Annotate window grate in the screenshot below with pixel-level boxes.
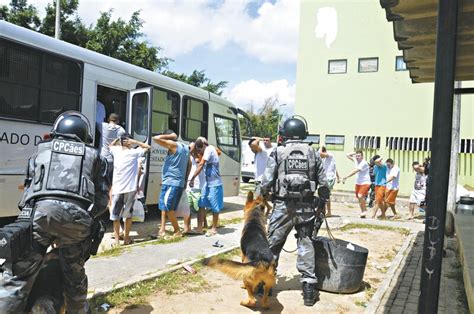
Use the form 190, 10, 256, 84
354, 136, 380, 149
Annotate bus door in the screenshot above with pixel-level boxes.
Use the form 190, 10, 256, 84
236, 109, 254, 183
127, 87, 153, 202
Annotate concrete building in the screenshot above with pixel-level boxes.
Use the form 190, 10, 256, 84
295, 0, 473, 196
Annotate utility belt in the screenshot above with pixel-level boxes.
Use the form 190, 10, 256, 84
273, 195, 315, 204
36, 196, 90, 210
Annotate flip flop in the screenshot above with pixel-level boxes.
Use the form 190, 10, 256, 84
184, 230, 204, 235
212, 241, 224, 248
205, 231, 217, 237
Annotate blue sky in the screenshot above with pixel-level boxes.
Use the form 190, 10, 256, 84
14, 0, 299, 114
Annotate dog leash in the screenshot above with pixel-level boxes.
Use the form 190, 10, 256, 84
282, 214, 337, 254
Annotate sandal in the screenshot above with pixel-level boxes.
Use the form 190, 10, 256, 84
122, 239, 135, 245
205, 230, 217, 237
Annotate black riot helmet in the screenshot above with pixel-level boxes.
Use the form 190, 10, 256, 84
279, 115, 309, 141
51, 111, 92, 143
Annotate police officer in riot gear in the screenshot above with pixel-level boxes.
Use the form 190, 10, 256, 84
257, 115, 328, 306
0, 111, 110, 313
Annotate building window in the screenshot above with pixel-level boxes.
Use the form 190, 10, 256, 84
328, 59, 347, 74
214, 115, 240, 162
460, 139, 473, 153
325, 135, 345, 150
395, 56, 407, 71
354, 136, 381, 149
306, 134, 320, 145
181, 97, 208, 141
358, 57, 378, 73
386, 136, 431, 151
0, 38, 82, 124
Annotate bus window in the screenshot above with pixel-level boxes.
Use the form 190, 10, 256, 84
131, 92, 149, 143
214, 115, 240, 162
151, 88, 179, 135
0, 38, 81, 124
182, 97, 208, 141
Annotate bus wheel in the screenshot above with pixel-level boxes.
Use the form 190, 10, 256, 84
242, 177, 251, 183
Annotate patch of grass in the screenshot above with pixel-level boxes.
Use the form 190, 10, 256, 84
365, 286, 376, 300
355, 300, 368, 307
90, 267, 211, 309
92, 245, 130, 259
219, 217, 243, 226
339, 223, 410, 236
381, 251, 395, 261
215, 248, 240, 260
136, 235, 185, 247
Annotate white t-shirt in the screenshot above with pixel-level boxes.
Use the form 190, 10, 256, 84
188, 157, 205, 191
355, 159, 371, 185
386, 165, 400, 190
110, 146, 145, 195
202, 145, 222, 186
254, 142, 269, 181
322, 154, 337, 180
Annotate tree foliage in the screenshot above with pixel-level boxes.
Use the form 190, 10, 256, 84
39, 0, 89, 46
239, 97, 284, 141
162, 70, 228, 95
0, 0, 40, 30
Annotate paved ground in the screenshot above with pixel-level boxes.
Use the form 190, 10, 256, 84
375, 234, 469, 314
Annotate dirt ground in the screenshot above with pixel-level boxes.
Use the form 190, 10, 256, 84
109, 227, 406, 313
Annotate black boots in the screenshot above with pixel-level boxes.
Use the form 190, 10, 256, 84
303, 282, 318, 306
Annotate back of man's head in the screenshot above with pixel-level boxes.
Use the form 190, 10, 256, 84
195, 137, 208, 150
320, 146, 327, 153
109, 113, 120, 123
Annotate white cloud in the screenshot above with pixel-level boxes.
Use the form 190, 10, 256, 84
223, 79, 295, 114
26, 0, 299, 64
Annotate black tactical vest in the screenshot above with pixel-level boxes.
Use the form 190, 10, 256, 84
23, 138, 100, 205
275, 142, 317, 201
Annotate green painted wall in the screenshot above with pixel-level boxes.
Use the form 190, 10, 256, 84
296, 0, 474, 196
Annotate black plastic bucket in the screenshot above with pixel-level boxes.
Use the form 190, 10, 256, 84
313, 236, 369, 293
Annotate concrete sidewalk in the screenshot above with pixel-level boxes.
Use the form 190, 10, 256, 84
86, 196, 247, 295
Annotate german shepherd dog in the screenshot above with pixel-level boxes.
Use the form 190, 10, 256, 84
205, 192, 276, 309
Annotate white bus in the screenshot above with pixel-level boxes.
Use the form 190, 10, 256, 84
0, 21, 248, 218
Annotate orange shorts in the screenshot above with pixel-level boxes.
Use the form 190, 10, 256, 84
385, 189, 399, 205
375, 186, 386, 204
355, 184, 370, 198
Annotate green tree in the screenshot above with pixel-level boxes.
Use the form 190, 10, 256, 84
240, 97, 282, 141
40, 0, 89, 46
85, 10, 170, 71
0, 0, 41, 30
163, 70, 228, 95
